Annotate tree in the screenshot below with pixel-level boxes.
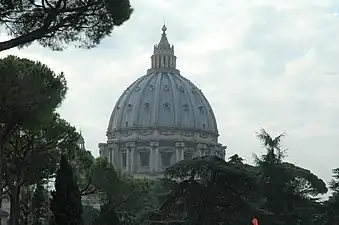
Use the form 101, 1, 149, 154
93, 202, 121, 225
329, 168, 339, 193
89, 157, 150, 224
70, 147, 96, 196
0, 55, 66, 205
149, 155, 267, 225
32, 181, 50, 225
0, 0, 133, 52
322, 168, 339, 225
19, 183, 35, 225
255, 129, 327, 225
82, 205, 99, 225
50, 155, 83, 225
3, 113, 79, 225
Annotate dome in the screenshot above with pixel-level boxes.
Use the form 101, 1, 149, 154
99, 25, 226, 177
107, 25, 218, 137
107, 73, 218, 134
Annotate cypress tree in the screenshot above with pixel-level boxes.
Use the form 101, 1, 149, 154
50, 155, 83, 225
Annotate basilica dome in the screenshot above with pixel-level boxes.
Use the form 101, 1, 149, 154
107, 67, 218, 135
99, 25, 226, 177
108, 25, 218, 138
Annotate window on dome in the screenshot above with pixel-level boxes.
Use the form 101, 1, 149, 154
139, 151, 150, 167
122, 152, 127, 168
163, 102, 171, 111
144, 102, 150, 110
161, 151, 172, 167
183, 103, 189, 112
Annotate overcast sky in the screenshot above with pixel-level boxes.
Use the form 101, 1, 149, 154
1, 0, 339, 185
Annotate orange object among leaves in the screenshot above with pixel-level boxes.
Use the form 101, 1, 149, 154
252, 217, 259, 225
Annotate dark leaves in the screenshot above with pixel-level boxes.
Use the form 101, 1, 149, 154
0, 0, 133, 51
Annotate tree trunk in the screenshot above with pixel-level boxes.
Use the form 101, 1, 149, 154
8, 185, 21, 225
0, 140, 4, 207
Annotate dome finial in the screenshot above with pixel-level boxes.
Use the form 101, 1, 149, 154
162, 24, 167, 34
162, 17, 167, 34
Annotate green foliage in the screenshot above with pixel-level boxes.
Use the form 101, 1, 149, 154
92, 158, 150, 223
150, 155, 266, 225
32, 182, 50, 225
329, 168, 339, 192
255, 129, 327, 225
70, 146, 96, 195
93, 202, 121, 225
0, 55, 67, 198
0, 0, 133, 51
4, 113, 79, 187
19, 184, 35, 225
0, 55, 67, 128
2, 112, 78, 224
82, 205, 99, 225
0, 55, 69, 224
50, 155, 83, 225
145, 129, 329, 225
322, 168, 339, 225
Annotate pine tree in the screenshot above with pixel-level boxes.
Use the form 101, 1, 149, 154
50, 155, 83, 225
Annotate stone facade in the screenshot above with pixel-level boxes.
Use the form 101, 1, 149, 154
99, 25, 226, 178
99, 131, 226, 178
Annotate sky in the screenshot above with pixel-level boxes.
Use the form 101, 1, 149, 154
1, 0, 339, 186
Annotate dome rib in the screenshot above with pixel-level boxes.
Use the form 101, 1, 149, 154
153, 73, 162, 126
200, 90, 218, 133
167, 73, 178, 126
178, 75, 196, 129
134, 74, 154, 127
120, 84, 135, 128
107, 76, 143, 132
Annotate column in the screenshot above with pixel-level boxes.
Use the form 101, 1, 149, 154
126, 149, 130, 172
197, 143, 207, 157
222, 145, 227, 159
111, 143, 118, 165
111, 149, 114, 164
175, 149, 179, 162
155, 148, 159, 171
149, 148, 154, 172
175, 142, 185, 162
150, 142, 159, 172
126, 142, 136, 173
130, 148, 134, 173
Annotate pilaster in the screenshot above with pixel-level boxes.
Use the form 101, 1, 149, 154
197, 143, 207, 157
126, 142, 136, 173
175, 142, 185, 162
150, 141, 159, 172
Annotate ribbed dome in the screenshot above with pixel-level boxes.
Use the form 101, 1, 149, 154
99, 26, 226, 177
107, 25, 218, 136
108, 72, 218, 134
